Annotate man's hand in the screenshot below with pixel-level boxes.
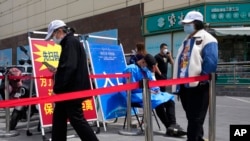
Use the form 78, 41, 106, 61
48, 67, 57, 73
151, 89, 160, 94
42, 62, 57, 73
166, 52, 174, 65
166, 52, 172, 58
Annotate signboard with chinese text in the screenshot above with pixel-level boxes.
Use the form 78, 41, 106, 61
143, 5, 204, 35
29, 39, 59, 126
143, 2, 250, 36
85, 39, 127, 120
29, 38, 97, 127
206, 3, 250, 25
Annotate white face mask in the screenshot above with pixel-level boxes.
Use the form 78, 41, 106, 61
131, 49, 137, 55
53, 36, 62, 44
163, 49, 169, 54
184, 23, 195, 34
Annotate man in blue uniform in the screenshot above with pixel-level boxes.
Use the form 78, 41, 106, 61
123, 54, 186, 137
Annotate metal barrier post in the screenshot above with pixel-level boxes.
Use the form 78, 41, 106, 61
126, 76, 132, 131
0, 74, 19, 137
118, 74, 141, 135
26, 75, 35, 136
142, 78, 153, 141
209, 73, 216, 141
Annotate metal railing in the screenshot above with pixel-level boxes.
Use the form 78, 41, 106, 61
216, 61, 250, 85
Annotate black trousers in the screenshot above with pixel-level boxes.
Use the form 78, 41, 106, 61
51, 99, 99, 141
155, 100, 176, 129
179, 83, 209, 141
155, 73, 167, 92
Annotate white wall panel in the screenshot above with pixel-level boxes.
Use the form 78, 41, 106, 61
93, 0, 124, 10
0, 14, 12, 27
0, 24, 12, 39
144, 0, 164, 14
0, 0, 12, 27
144, 0, 191, 15
45, 0, 67, 11
127, 0, 143, 7
28, 0, 46, 17
67, 0, 94, 21
93, 0, 126, 15
0, 0, 11, 14
13, 7, 27, 21
27, 13, 46, 30
0, 0, 240, 40
45, 5, 67, 24
12, 0, 27, 8
13, 19, 27, 34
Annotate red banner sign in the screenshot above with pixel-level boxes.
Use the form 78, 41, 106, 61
29, 38, 97, 127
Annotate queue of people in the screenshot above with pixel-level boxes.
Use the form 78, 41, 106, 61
44, 10, 217, 141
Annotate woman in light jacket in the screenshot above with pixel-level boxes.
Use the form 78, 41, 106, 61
172, 11, 218, 141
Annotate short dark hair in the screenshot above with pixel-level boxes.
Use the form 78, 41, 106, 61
144, 54, 156, 70
160, 43, 168, 49
60, 26, 75, 34
193, 20, 204, 30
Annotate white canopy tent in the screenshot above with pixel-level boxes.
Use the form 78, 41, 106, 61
211, 27, 250, 36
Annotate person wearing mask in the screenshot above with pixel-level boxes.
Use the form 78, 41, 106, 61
45, 20, 99, 141
129, 42, 162, 76
123, 54, 186, 137
129, 42, 147, 65
172, 11, 218, 141
154, 43, 174, 92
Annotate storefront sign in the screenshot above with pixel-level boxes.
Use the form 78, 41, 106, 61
206, 3, 250, 24
144, 6, 204, 35
143, 2, 250, 36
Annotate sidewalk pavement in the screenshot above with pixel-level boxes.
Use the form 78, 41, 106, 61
0, 96, 249, 141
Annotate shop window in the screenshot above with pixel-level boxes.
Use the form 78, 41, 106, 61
218, 36, 250, 62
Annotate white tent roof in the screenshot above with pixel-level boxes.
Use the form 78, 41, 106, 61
212, 27, 250, 36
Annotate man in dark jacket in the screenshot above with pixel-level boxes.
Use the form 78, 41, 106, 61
45, 20, 99, 141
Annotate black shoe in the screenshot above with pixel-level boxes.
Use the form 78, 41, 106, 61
166, 124, 186, 137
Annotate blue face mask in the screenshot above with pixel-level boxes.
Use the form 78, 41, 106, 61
142, 67, 148, 72
184, 23, 195, 34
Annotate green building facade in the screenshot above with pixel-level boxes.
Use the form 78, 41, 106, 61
143, 1, 250, 85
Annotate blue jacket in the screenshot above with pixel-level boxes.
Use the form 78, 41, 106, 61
123, 64, 174, 108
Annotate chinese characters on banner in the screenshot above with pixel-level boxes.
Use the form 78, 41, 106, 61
29, 38, 97, 127
87, 42, 127, 120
